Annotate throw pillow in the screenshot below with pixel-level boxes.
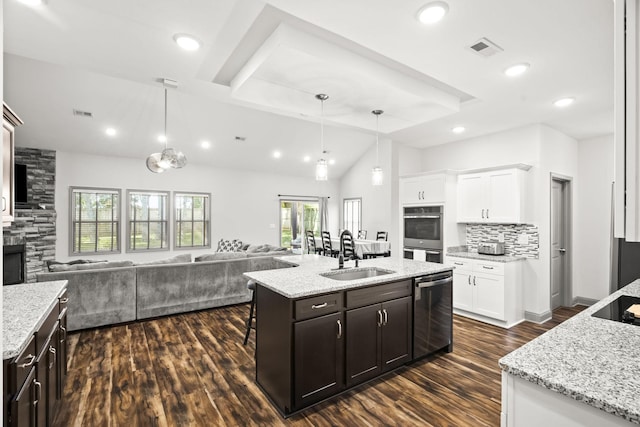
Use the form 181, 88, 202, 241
217, 238, 243, 253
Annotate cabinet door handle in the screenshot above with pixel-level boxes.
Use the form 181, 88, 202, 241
473, 276, 477, 286
481, 209, 485, 219
60, 325, 67, 343
454, 262, 463, 266
2, 197, 5, 212
34, 380, 42, 406
18, 354, 36, 369
486, 209, 490, 219
49, 346, 57, 369
311, 302, 328, 309
377, 310, 383, 327
482, 266, 494, 270
468, 275, 471, 285
60, 297, 69, 304
337, 319, 342, 339
382, 309, 388, 326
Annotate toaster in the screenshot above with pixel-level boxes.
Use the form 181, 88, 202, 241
477, 241, 505, 255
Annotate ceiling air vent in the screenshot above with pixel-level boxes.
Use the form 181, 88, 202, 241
468, 38, 503, 58
72, 109, 93, 118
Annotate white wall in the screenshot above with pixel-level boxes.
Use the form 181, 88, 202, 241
55, 151, 340, 262
575, 134, 614, 300
338, 138, 393, 244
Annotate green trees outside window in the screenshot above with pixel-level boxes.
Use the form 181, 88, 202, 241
71, 187, 120, 254
128, 191, 168, 251
175, 192, 210, 248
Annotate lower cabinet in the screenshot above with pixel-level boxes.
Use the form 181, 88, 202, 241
4, 289, 68, 427
447, 256, 523, 328
256, 278, 414, 416
345, 296, 412, 387
293, 312, 344, 408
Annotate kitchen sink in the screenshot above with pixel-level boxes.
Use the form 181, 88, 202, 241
320, 267, 395, 281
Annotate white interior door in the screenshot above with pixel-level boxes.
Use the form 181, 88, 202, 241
550, 179, 568, 309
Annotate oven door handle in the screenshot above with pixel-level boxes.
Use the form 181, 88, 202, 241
416, 276, 452, 288
404, 215, 441, 219
424, 250, 441, 255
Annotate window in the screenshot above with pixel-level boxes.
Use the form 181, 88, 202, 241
70, 187, 120, 254
343, 198, 362, 234
279, 200, 320, 253
127, 190, 169, 251
175, 192, 210, 248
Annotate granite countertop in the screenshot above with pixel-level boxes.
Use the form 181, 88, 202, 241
499, 279, 640, 424
3, 280, 68, 360
244, 254, 452, 299
446, 251, 526, 263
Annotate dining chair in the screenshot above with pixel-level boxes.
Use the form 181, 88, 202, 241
376, 231, 388, 241
357, 230, 367, 240
321, 231, 340, 257
305, 230, 323, 255
340, 230, 356, 259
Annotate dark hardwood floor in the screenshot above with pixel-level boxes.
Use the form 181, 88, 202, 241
54, 304, 585, 427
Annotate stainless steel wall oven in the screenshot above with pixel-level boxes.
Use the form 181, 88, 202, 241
403, 206, 443, 263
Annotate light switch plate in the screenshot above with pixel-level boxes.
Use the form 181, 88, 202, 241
517, 233, 528, 244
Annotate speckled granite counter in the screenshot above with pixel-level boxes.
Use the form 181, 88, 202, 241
244, 254, 451, 298
446, 251, 526, 263
499, 279, 640, 424
3, 280, 67, 360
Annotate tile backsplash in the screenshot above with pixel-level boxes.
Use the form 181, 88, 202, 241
466, 224, 539, 258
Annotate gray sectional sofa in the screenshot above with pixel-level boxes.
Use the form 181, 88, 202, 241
36, 253, 293, 331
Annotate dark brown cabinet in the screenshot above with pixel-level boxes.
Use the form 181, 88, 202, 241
256, 278, 414, 417
293, 312, 344, 408
4, 289, 68, 427
346, 296, 412, 387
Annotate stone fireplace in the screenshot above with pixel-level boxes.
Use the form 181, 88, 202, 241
3, 148, 56, 282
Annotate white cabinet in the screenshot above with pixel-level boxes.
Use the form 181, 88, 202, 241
400, 174, 445, 205
457, 168, 527, 223
446, 255, 523, 328
3, 104, 23, 227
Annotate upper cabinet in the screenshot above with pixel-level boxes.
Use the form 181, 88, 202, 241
614, 0, 640, 241
457, 167, 528, 224
400, 173, 446, 205
3, 103, 23, 227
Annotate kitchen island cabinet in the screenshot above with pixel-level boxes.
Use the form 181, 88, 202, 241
245, 255, 451, 417
3, 281, 68, 427
499, 280, 640, 426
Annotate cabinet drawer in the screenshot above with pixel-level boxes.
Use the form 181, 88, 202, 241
447, 257, 473, 271
13, 334, 36, 389
473, 261, 504, 276
346, 280, 412, 309
295, 293, 343, 321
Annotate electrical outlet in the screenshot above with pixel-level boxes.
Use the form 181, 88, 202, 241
517, 233, 528, 245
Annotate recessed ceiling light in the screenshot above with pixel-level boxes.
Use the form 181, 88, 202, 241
16, 0, 43, 6
452, 126, 466, 134
273, 151, 282, 159
201, 140, 211, 149
105, 127, 117, 137
329, 159, 336, 165
158, 134, 167, 143
173, 34, 201, 51
417, 2, 449, 24
504, 63, 530, 77
303, 155, 311, 163
553, 97, 575, 108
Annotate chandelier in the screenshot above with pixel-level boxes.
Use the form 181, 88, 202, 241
146, 81, 187, 173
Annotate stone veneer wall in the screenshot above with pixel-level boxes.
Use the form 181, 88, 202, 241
466, 223, 539, 258
3, 147, 56, 282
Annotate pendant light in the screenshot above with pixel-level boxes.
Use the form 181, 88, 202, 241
371, 110, 384, 186
315, 94, 329, 181
146, 81, 187, 173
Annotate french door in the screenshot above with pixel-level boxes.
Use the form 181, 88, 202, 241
280, 200, 320, 253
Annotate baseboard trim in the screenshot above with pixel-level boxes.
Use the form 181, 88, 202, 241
524, 310, 552, 324
572, 296, 598, 307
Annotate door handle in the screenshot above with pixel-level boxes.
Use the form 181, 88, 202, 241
486, 209, 490, 219
559, 248, 567, 253
473, 276, 477, 286
377, 310, 383, 327
382, 309, 388, 326
336, 319, 342, 339
312, 302, 328, 309
468, 275, 471, 285
481, 209, 485, 219
49, 346, 57, 370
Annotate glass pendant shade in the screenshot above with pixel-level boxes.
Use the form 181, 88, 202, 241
372, 166, 384, 186
146, 83, 187, 173
316, 159, 328, 181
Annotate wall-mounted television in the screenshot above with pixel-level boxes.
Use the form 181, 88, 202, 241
14, 163, 28, 207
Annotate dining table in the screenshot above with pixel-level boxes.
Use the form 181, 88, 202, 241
330, 237, 391, 259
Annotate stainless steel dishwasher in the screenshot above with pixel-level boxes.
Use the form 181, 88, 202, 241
413, 270, 453, 359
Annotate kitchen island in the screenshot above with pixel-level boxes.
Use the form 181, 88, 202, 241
244, 254, 453, 416
499, 279, 640, 426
